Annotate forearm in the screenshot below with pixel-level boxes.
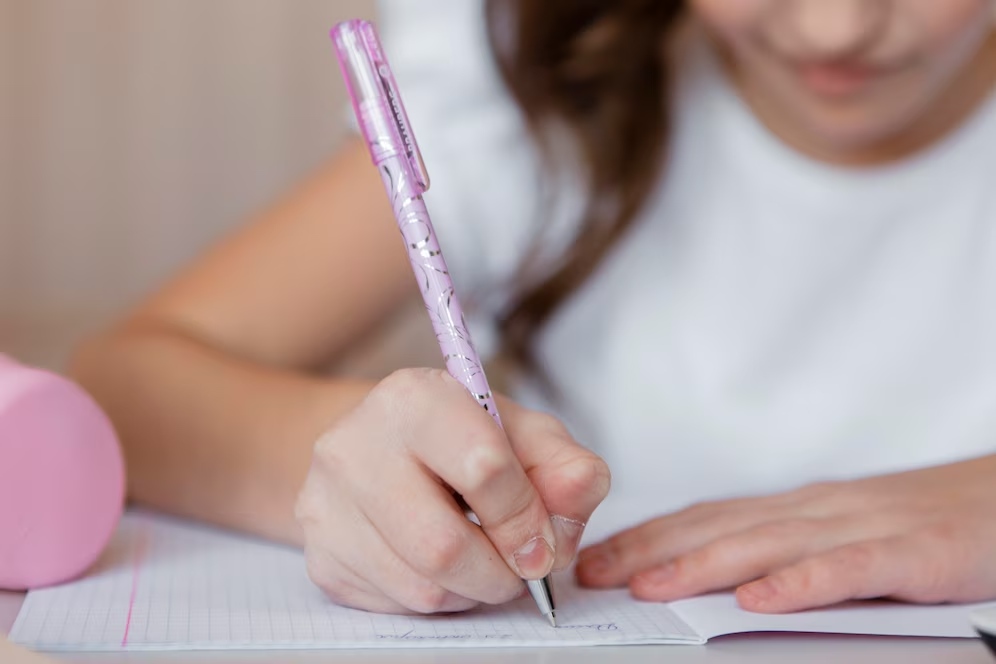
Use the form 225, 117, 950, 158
70, 324, 375, 546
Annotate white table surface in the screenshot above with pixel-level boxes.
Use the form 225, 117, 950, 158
3, 590, 993, 663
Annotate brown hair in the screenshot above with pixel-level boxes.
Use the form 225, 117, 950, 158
486, 0, 685, 369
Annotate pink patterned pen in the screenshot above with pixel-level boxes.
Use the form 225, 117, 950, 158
331, 20, 556, 626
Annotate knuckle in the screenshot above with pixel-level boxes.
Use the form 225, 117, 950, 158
755, 518, 816, 541
293, 486, 319, 527
782, 562, 828, 598
679, 546, 716, 576
462, 442, 513, 493
413, 529, 467, 577
373, 368, 491, 449
376, 367, 452, 404
837, 542, 878, 573
617, 534, 656, 566
791, 543, 877, 595
584, 456, 612, 501
403, 584, 455, 615
554, 455, 612, 503
594, 456, 612, 494
783, 542, 883, 599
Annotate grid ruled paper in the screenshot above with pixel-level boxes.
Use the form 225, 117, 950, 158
10, 512, 702, 652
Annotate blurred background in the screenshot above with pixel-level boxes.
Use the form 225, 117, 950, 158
0, 0, 439, 374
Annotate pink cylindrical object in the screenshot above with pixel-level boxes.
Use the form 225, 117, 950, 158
0, 354, 125, 590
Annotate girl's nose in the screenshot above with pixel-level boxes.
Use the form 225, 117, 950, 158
783, 0, 889, 60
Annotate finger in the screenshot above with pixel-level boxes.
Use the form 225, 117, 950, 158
349, 445, 526, 604
305, 549, 412, 614
298, 460, 412, 614
577, 496, 784, 588
628, 518, 839, 602
499, 401, 611, 571
736, 535, 917, 613
576, 480, 877, 588
303, 500, 478, 615
388, 371, 557, 580
310, 370, 525, 605
372, 478, 527, 603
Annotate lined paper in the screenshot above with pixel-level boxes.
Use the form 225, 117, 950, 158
10, 512, 702, 651
671, 592, 985, 640
11, 510, 988, 652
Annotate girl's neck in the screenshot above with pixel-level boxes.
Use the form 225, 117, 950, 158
724, 31, 996, 167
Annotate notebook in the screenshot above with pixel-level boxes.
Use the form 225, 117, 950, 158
9, 510, 990, 652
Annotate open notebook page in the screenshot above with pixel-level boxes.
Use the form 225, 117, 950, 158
10, 512, 702, 651
10, 510, 988, 652
670, 592, 984, 640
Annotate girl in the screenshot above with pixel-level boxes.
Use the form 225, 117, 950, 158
73, 0, 996, 616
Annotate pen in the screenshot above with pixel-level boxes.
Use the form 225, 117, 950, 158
331, 19, 557, 627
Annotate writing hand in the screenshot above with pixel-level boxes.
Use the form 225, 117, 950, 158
576, 456, 996, 612
295, 368, 610, 614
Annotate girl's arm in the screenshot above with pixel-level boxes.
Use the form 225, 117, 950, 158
72, 137, 610, 616
70, 139, 416, 545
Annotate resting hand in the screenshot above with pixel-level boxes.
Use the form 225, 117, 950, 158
295, 368, 610, 614
576, 456, 996, 613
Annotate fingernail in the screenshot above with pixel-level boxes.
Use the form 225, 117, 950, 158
635, 562, 676, 586
550, 516, 586, 570
513, 536, 555, 579
740, 579, 776, 603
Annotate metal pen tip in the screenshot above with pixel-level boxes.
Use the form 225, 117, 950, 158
526, 577, 557, 628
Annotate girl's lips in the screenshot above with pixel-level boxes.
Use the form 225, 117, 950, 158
795, 56, 912, 99
796, 61, 883, 97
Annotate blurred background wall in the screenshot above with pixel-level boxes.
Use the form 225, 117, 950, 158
0, 0, 410, 371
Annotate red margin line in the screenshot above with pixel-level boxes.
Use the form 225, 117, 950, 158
121, 525, 150, 648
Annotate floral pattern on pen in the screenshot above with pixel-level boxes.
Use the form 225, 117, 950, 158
380, 160, 502, 426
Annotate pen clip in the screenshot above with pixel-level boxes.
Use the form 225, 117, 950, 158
359, 22, 430, 193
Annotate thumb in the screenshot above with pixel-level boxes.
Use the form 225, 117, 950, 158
499, 400, 611, 571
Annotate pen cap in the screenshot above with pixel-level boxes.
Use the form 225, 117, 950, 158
0, 355, 125, 590
331, 19, 430, 191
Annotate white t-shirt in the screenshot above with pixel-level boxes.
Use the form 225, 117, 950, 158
376, 0, 996, 519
